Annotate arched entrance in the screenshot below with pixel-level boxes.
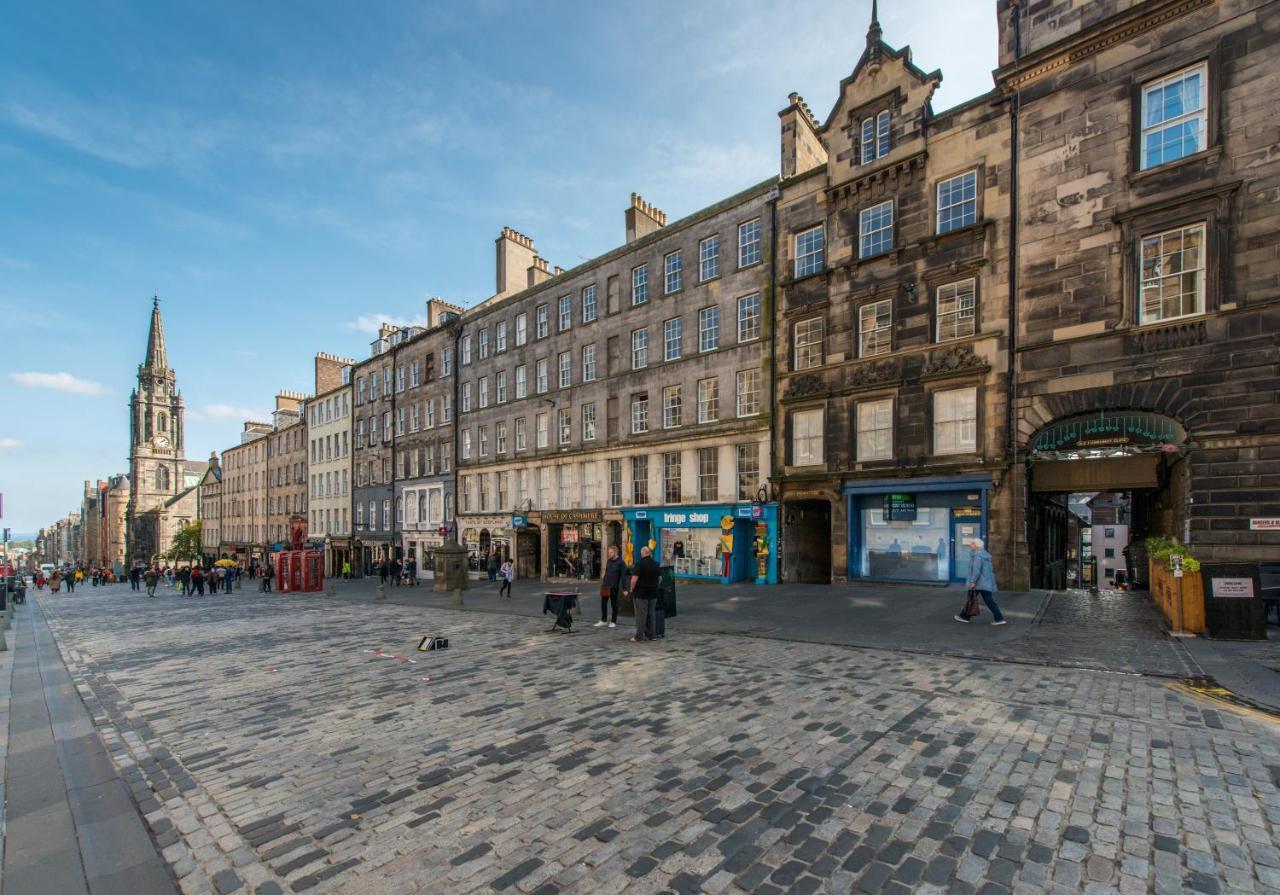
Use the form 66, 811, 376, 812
1027, 411, 1189, 590
517, 526, 541, 579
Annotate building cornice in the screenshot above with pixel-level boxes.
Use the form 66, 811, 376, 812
994, 0, 1213, 92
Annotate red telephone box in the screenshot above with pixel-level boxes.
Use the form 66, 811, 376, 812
274, 515, 325, 593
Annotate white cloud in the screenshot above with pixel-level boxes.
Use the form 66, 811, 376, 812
188, 404, 266, 422
342, 313, 430, 335
0, 437, 22, 449
9, 371, 106, 395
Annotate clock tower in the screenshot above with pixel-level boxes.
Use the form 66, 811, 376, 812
126, 297, 186, 560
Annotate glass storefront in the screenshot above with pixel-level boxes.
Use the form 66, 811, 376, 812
844, 477, 990, 584
623, 504, 779, 584
662, 528, 728, 578
549, 522, 602, 579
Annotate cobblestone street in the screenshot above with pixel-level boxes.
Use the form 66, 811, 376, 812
23, 584, 1280, 894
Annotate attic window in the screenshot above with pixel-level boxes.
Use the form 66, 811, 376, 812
860, 110, 891, 164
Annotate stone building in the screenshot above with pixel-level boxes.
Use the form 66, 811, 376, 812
454, 188, 779, 585
352, 324, 423, 574
198, 455, 222, 561
391, 299, 462, 579
125, 299, 206, 562
305, 353, 356, 576
219, 421, 271, 565
79, 480, 106, 567
995, 0, 1280, 585
102, 474, 129, 573
266, 392, 308, 553
772, 9, 1013, 584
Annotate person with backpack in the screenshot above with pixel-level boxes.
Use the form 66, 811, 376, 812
955, 537, 1006, 625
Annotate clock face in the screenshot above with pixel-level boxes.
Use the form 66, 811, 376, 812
154, 435, 170, 449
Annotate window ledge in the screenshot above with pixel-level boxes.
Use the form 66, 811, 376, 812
1127, 145, 1222, 187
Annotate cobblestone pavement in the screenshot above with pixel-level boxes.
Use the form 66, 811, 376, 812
31, 584, 1280, 895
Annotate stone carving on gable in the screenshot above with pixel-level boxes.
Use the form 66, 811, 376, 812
921, 344, 988, 378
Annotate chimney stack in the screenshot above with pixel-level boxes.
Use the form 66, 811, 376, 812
626, 193, 668, 243
527, 256, 552, 287
495, 227, 538, 299
779, 92, 827, 179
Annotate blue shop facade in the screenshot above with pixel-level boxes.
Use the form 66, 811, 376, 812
843, 475, 992, 584
621, 503, 780, 585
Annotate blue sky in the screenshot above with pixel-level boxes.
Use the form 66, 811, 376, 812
0, 0, 997, 535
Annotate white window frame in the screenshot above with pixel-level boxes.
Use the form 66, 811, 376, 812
558, 294, 572, 332
737, 293, 761, 343
858, 299, 892, 357
859, 200, 894, 258
794, 225, 824, 278
791, 408, 824, 467
582, 402, 597, 441
581, 284, 598, 323
856, 398, 894, 461
937, 170, 978, 235
631, 394, 649, 434
662, 385, 682, 429
936, 279, 977, 341
697, 377, 719, 424
582, 345, 597, 381
1140, 63, 1208, 171
793, 317, 824, 370
663, 317, 682, 362
558, 351, 572, 389
664, 250, 682, 294
738, 218, 762, 267
631, 328, 649, 369
1139, 223, 1206, 324
933, 387, 978, 455
698, 235, 720, 282
736, 369, 761, 417
536, 412, 549, 449
698, 306, 719, 352
515, 313, 528, 346
535, 304, 549, 339
558, 408, 572, 446
535, 358, 549, 394
632, 264, 648, 305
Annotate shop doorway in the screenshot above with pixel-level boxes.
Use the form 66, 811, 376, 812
1027, 411, 1187, 590
516, 527, 541, 579
784, 500, 831, 584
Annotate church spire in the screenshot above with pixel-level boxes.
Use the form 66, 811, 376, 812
144, 296, 168, 371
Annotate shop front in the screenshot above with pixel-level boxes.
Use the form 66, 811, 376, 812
458, 515, 513, 575
540, 510, 605, 580
325, 537, 353, 578
622, 503, 779, 584
401, 530, 444, 579
844, 475, 991, 584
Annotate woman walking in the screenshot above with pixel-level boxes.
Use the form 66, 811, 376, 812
955, 537, 1006, 625
497, 559, 513, 598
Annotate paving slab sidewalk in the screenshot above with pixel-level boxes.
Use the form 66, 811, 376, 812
1, 598, 176, 895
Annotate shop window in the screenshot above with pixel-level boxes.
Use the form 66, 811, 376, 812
933, 387, 977, 455
552, 521, 603, 579
663, 452, 682, 502
856, 399, 893, 461
791, 408, 824, 467
860, 505, 949, 582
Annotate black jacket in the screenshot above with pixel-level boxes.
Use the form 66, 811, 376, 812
602, 556, 625, 590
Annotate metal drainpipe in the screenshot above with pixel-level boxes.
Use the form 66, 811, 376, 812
766, 189, 780, 494
390, 345, 398, 564
1007, 2, 1023, 570
449, 320, 463, 545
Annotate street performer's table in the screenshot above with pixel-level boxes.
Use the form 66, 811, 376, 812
542, 590, 578, 633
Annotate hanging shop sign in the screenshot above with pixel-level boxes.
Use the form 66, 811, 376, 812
882, 493, 917, 522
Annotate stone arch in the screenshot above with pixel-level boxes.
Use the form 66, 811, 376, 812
1016, 381, 1197, 452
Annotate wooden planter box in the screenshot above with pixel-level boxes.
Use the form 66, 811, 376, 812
1149, 560, 1205, 635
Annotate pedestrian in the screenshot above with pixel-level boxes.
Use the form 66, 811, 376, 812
580, 545, 594, 580
595, 546, 624, 628
486, 552, 499, 582
498, 558, 513, 598
178, 566, 190, 595
627, 546, 660, 642
191, 566, 204, 596
341, 560, 351, 580
50, 570, 62, 593
144, 567, 158, 598
66, 570, 76, 593
262, 560, 274, 592
405, 558, 417, 586
391, 557, 402, 587
379, 560, 389, 586
129, 565, 140, 591
955, 537, 1006, 625
226, 567, 235, 593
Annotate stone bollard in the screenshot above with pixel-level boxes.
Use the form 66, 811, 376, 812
452, 588, 464, 608
375, 585, 385, 602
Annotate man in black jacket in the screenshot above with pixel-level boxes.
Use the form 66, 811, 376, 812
596, 546, 625, 629
628, 546, 660, 642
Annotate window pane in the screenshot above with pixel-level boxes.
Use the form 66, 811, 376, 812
1140, 65, 1207, 169
936, 279, 977, 341
859, 201, 894, 258
937, 170, 978, 234
738, 219, 762, 266
795, 225, 824, 277
1138, 224, 1205, 323
794, 317, 824, 370
737, 294, 761, 342
858, 300, 892, 357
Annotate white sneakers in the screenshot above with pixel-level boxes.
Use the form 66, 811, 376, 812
593, 621, 606, 627
954, 615, 970, 623
992, 619, 1008, 626
608, 622, 616, 628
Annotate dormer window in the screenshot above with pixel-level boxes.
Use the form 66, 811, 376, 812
860, 110, 891, 164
